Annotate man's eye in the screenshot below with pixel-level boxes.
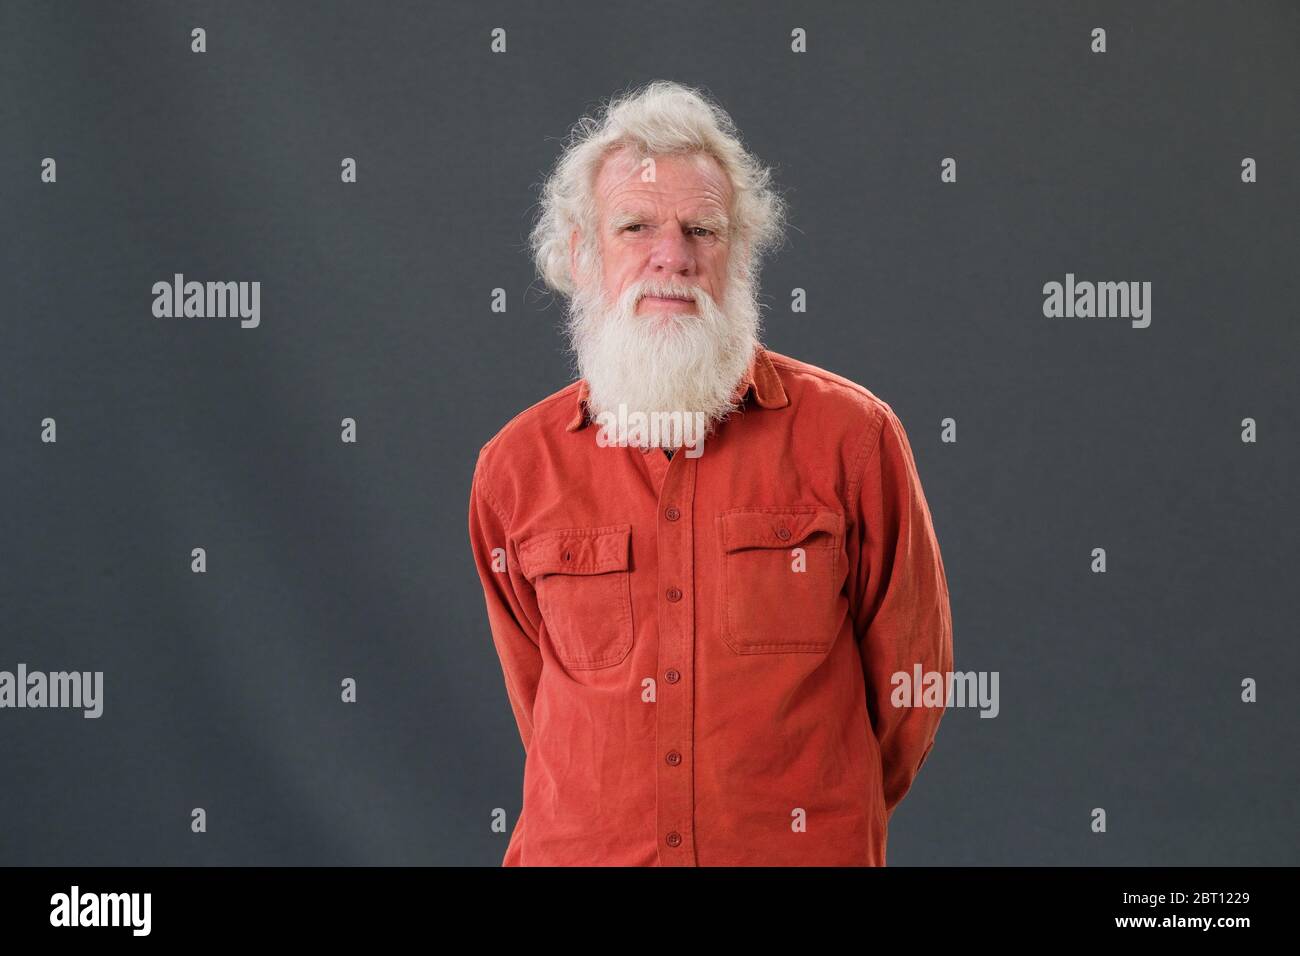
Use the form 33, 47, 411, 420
689, 227, 714, 237
623, 224, 644, 233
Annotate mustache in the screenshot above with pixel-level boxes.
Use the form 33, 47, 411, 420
631, 282, 707, 305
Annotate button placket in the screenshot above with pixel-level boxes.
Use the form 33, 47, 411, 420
637, 441, 671, 494
654, 454, 697, 864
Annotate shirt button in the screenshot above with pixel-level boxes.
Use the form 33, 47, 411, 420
776, 526, 791, 541
563, 549, 573, 560
665, 831, 682, 848
666, 750, 682, 766
665, 506, 680, 521
666, 587, 682, 602
665, 668, 681, 683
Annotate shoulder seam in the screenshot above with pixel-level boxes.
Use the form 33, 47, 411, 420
847, 402, 891, 508
471, 461, 511, 527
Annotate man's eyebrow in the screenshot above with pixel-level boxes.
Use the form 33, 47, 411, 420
607, 209, 647, 230
690, 212, 730, 234
607, 209, 731, 234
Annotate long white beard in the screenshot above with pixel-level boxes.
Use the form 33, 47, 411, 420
565, 268, 762, 448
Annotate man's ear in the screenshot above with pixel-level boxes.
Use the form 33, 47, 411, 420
736, 237, 750, 270
731, 237, 751, 285
568, 228, 582, 286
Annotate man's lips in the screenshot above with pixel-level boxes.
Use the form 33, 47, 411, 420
641, 294, 696, 303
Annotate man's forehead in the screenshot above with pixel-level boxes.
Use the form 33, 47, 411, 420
595, 149, 732, 209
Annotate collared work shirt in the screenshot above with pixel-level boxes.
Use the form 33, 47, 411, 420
468, 347, 953, 865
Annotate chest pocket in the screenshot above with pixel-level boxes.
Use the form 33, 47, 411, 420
518, 525, 634, 670
717, 507, 847, 654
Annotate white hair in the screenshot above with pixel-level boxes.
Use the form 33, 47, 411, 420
529, 80, 789, 298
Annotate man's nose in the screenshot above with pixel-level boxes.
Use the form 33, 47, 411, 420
649, 227, 694, 275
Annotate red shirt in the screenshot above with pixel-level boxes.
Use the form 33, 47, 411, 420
468, 347, 953, 865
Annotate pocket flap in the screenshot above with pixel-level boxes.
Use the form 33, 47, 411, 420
518, 525, 632, 579
719, 508, 844, 552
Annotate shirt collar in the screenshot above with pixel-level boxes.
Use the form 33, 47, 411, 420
565, 346, 789, 432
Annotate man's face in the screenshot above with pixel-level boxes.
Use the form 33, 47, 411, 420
575, 149, 735, 325
563, 148, 761, 445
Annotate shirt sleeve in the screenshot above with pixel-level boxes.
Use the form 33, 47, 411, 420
468, 455, 544, 755
850, 404, 954, 819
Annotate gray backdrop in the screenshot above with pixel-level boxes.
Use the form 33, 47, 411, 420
1, 0, 1296, 866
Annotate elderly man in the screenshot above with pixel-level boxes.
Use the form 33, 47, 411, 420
468, 80, 953, 866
